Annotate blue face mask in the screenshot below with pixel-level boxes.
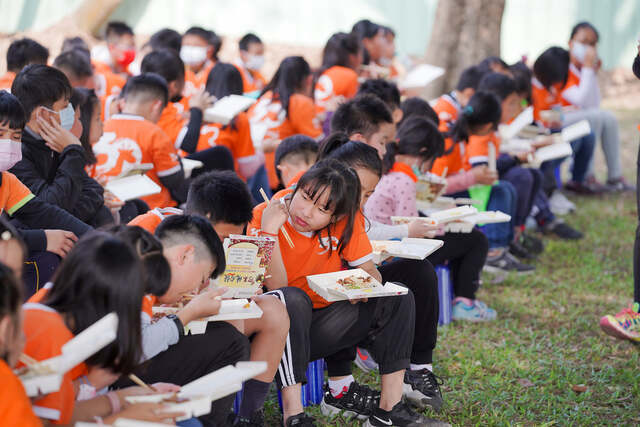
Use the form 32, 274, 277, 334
411, 164, 423, 177
43, 104, 75, 131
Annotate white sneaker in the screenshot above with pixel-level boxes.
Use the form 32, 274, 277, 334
549, 191, 575, 216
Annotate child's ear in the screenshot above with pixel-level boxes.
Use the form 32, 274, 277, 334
350, 133, 366, 143
392, 108, 403, 124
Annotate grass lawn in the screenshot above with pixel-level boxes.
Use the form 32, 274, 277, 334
264, 109, 640, 426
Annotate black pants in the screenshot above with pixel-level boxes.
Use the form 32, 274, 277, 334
634, 142, 640, 304
274, 286, 415, 385
427, 229, 489, 300
113, 321, 250, 427
325, 259, 439, 373
187, 146, 235, 178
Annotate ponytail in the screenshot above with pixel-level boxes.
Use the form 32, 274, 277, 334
447, 91, 501, 143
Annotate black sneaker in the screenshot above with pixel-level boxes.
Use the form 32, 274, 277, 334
484, 250, 535, 274
284, 413, 316, 427
605, 177, 635, 192
232, 410, 264, 426
542, 219, 583, 240
403, 369, 444, 412
320, 381, 380, 420
520, 232, 544, 255
364, 401, 451, 426
509, 240, 536, 260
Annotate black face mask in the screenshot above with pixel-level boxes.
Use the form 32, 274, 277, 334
170, 94, 183, 103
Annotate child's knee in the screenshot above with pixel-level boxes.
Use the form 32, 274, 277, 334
255, 294, 290, 334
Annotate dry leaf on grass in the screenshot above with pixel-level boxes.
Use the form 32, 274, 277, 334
571, 384, 588, 393
517, 378, 535, 387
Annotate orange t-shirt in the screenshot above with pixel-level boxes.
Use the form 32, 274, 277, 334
157, 102, 188, 149
314, 66, 359, 113
141, 294, 158, 318
431, 137, 464, 177
433, 93, 461, 131
196, 112, 257, 177
93, 61, 128, 120
0, 171, 35, 216
128, 206, 182, 233
248, 188, 373, 309
179, 61, 215, 111
0, 71, 16, 91
463, 132, 501, 170
234, 60, 267, 94
531, 78, 566, 121
248, 91, 323, 188
94, 114, 183, 209
0, 359, 42, 427
21, 303, 86, 424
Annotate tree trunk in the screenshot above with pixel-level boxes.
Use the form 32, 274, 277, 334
423, 0, 506, 99
69, 0, 124, 37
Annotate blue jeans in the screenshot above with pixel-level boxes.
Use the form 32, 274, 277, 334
177, 418, 203, 427
541, 132, 596, 184
484, 181, 517, 249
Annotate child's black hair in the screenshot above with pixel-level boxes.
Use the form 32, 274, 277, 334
44, 233, 143, 374
106, 21, 134, 40
261, 56, 311, 119
75, 88, 99, 164
319, 132, 382, 178
381, 26, 395, 37
570, 21, 599, 42
320, 32, 361, 72
509, 61, 533, 101
330, 93, 393, 137
533, 47, 570, 90
141, 48, 185, 84
185, 27, 222, 60
54, 49, 94, 82
477, 72, 517, 101
239, 33, 262, 51
122, 72, 169, 106
274, 135, 319, 184
0, 91, 27, 131
292, 159, 361, 256
399, 97, 438, 127
11, 64, 72, 120
6, 38, 49, 73
186, 171, 253, 227
448, 91, 501, 143
383, 116, 444, 173
61, 37, 90, 58
106, 225, 171, 297
456, 65, 484, 91
205, 62, 244, 99
358, 78, 401, 110
149, 28, 182, 53
156, 214, 226, 278
477, 56, 510, 75
0, 262, 22, 364
351, 19, 381, 65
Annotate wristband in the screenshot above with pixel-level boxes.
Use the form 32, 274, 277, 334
106, 391, 120, 415
260, 230, 278, 237
166, 314, 185, 338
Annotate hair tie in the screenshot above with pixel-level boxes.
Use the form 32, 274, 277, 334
463, 105, 474, 115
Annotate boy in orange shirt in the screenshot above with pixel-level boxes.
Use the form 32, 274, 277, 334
93, 73, 187, 209
180, 27, 220, 104
0, 38, 48, 91
235, 33, 267, 95
433, 65, 484, 131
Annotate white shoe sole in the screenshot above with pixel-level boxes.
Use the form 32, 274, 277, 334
320, 398, 368, 420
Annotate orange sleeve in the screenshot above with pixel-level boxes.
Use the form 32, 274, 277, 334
335, 67, 359, 99
234, 113, 257, 159
465, 133, 501, 169
157, 104, 187, 146
141, 295, 157, 317
342, 212, 373, 267
3, 172, 35, 216
150, 130, 182, 178
128, 211, 162, 233
431, 138, 462, 176
289, 95, 323, 138
0, 361, 42, 427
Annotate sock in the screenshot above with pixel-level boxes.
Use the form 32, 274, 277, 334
328, 375, 354, 398
410, 363, 433, 372
238, 379, 270, 418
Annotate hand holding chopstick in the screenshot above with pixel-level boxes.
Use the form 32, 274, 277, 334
129, 373, 157, 392
259, 188, 295, 248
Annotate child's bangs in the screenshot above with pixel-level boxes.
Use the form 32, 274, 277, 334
297, 171, 352, 215
299, 179, 337, 213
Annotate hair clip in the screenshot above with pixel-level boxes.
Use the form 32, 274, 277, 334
463, 105, 474, 115
0, 230, 12, 241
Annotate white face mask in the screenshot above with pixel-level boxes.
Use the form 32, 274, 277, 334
379, 57, 393, 67
0, 139, 22, 171
571, 42, 587, 63
180, 46, 208, 66
43, 104, 75, 131
245, 54, 265, 71
128, 60, 141, 76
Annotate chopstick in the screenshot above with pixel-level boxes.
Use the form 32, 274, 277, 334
441, 167, 448, 178
259, 188, 295, 248
129, 374, 157, 392
20, 353, 37, 366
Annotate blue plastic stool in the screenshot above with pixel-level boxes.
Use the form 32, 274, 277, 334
233, 359, 326, 414
435, 265, 453, 325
